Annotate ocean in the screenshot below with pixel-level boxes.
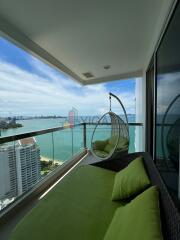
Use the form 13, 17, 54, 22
0, 116, 136, 162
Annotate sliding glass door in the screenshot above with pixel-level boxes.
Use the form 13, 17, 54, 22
155, 1, 180, 203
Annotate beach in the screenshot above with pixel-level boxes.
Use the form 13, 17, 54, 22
40, 155, 64, 166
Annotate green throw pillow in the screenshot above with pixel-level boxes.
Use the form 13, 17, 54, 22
93, 140, 108, 151
94, 150, 109, 158
112, 156, 150, 200
109, 135, 118, 146
117, 136, 129, 150
104, 144, 114, 153
104, 186, 163, 240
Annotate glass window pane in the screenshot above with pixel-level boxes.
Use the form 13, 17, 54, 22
156, 1, 180, 202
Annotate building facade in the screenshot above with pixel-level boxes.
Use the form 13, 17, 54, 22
0, 138, 41, 204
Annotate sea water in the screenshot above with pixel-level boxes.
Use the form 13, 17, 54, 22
0, 116, 136, 162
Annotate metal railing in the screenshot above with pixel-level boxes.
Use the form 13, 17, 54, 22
0, 122, 143, 146
0, 124, 83, 144
0, 121, 143, 160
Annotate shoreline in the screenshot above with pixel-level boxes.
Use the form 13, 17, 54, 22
40, 155, 64, 165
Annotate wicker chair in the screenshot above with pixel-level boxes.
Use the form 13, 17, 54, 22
91, 93, 129, 160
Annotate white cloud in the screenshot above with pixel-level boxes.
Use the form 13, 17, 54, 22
157, 72, 180, 114
0, 57, 136, 116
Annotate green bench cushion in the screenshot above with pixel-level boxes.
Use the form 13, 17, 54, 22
10, 165, 123, 240
104, 186, 163, 240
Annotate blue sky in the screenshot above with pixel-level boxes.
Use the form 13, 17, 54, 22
0, 37, 136, 116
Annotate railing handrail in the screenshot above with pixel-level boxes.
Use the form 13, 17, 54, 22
85, 122, 143, 126
0, 123, 82, 144
0, 122, 143, 144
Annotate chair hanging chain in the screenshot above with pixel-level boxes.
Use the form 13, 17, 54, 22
109, 94, 112, 111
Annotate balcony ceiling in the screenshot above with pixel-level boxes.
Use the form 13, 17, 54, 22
0, 0, 172, 84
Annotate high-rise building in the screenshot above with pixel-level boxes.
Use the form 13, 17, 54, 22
0, 137, 41, 203
68, 107, 78, 127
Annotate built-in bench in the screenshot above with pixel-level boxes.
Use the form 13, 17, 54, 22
10, 152, 180, 240
92, 152, 180, 240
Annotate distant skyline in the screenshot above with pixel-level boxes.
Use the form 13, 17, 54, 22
0, 37, 137, 116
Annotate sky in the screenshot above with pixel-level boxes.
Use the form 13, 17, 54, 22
157, 73, 180, 115
0, 37, 137, 117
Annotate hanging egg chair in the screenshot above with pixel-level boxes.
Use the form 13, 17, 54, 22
91, 92, 129, 160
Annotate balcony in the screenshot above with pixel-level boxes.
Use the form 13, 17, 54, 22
0, 120, 143, 211
0, 120, 144, 239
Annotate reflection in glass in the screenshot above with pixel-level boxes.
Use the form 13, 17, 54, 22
156, 1, 180, 202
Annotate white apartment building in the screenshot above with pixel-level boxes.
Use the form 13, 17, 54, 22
0, 137, 41, 203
